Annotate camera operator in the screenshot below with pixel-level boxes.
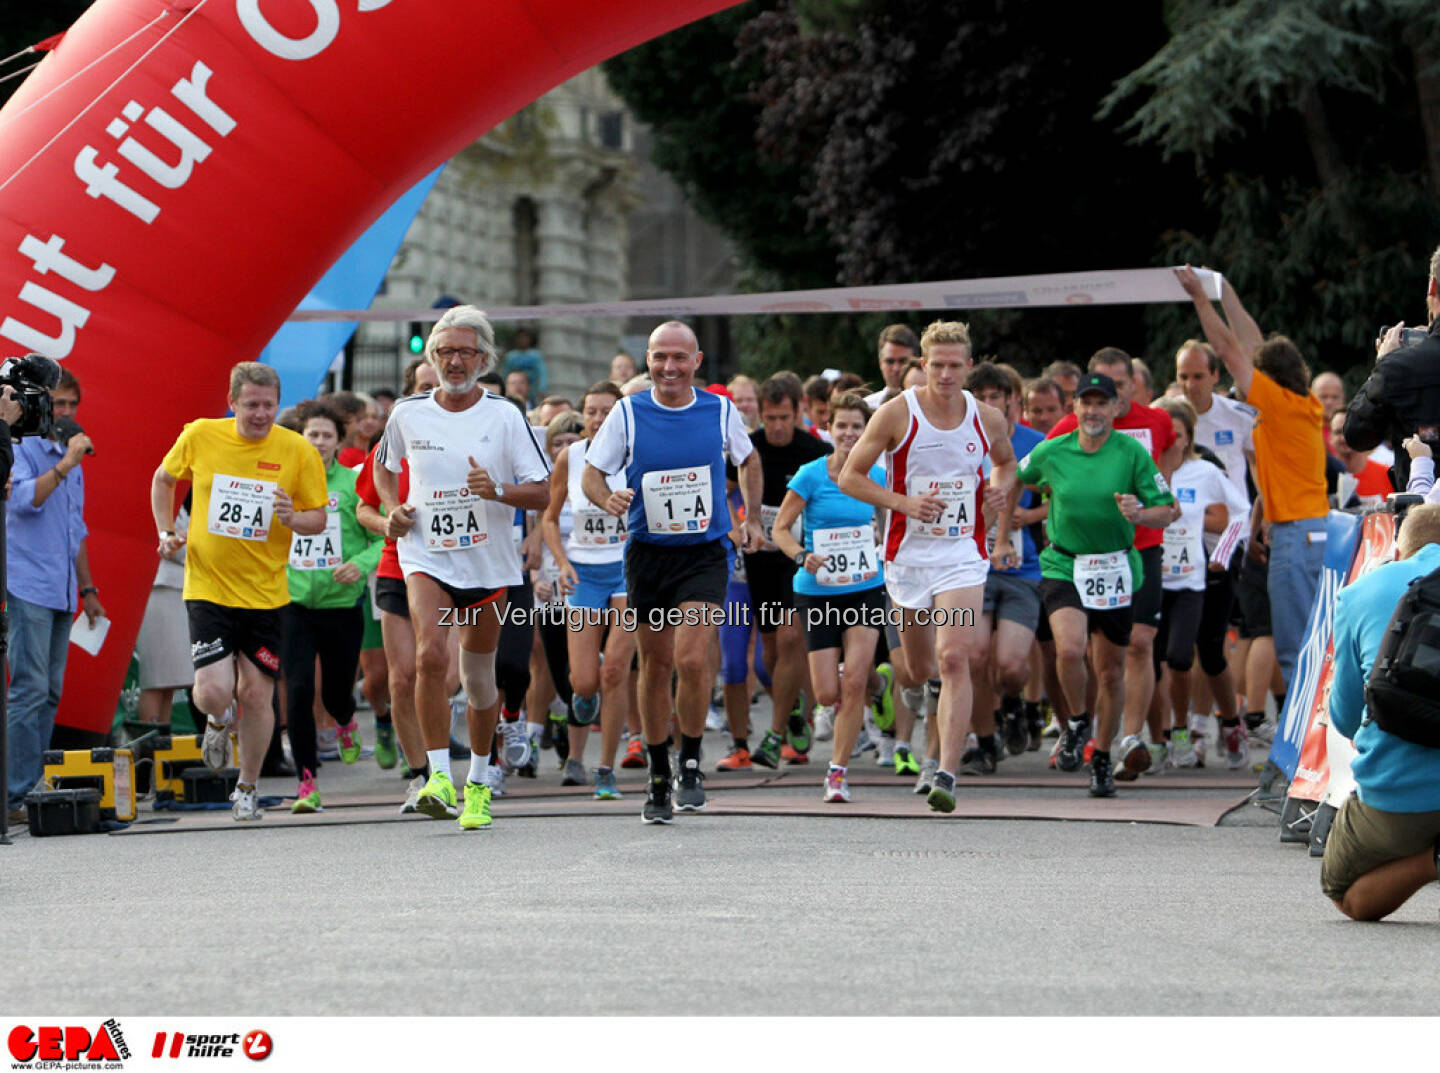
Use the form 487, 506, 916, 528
5, 368, 102, 825
1343, 244, 1440, 491
1322, 503, 1440, 920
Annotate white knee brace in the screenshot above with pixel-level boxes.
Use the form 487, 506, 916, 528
459, 648, 498, 711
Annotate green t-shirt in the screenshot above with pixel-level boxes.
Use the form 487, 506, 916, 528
1016, 430, 1174, 583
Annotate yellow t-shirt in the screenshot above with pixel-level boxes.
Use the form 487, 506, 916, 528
162, 419, 328, 609
1247, 368, 1328, 523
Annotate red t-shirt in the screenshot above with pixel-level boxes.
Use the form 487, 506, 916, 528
354, 443, 409, 580
338, 445, 368, 468
1354, 457, 1394, 499
1047, 401, 1177, 551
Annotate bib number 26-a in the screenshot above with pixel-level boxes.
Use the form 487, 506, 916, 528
1074, 551, 1131, 610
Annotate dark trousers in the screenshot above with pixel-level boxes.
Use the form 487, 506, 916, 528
281, 603, 363, 779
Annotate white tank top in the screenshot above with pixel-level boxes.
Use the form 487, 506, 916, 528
884, 387, 990, 569
565, 438, 628, 565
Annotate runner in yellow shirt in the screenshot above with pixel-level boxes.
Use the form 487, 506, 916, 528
150, 363, 328, 821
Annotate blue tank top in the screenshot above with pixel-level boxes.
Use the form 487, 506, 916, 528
622, 389, 734, 546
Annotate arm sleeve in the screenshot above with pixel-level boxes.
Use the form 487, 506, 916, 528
1344, 368, 1390, 453
1134, 444, 1175, 506
1210, 469, 1249, 565
8, 440, 45, 516
1407, 456, 1435, 497
161, 422, 195, 481
349, 520, 385, 574
376, 412, 406, 474
1328, 587, 1365, 741
1015, 445, 1043, 486
293, 449, 329, 512
70, 468, 87, 545
584, 400, 628, 476
724, 399, 754, 467
786, 461, 815, 501
354, 449, 380, 507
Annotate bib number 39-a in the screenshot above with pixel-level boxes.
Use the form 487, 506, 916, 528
641, 467, 713, 535
1074, 551, 1131, 610
813, 525, 879, 587
208, 473, 276, 541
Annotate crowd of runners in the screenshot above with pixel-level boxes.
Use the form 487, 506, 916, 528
150, 266, 1384, 827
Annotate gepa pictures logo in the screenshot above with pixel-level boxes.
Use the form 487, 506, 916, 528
8, 1020, 128, 1063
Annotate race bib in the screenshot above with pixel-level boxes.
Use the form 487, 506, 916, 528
813, 525, 879, 587
1163, 523, 1200, 582
415, 483, 487, 553
573, 503, 628, 547
1118, 427, 1154, 454
208, 474, 275, 542
760, 503, 803, 553
1074, 551, 1131, 610
641, 466, 713, 535
289, 508, 344, 570
907, 475, 977, 539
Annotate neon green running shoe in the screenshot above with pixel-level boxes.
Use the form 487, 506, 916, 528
458, 781, 492, 830
338, 720, 363, 764
786, 710, 812, 756
753, 730, 783, 770
416, 770, 458, 819
872, 663, 896, 732
290, 769, 322, 813
893, 744, 920, 777
373, 721, 398, 770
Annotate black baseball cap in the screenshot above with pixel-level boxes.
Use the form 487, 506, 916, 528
1075, 372, 1117, 400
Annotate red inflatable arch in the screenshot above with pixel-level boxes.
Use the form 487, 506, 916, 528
0, 0, 740, 734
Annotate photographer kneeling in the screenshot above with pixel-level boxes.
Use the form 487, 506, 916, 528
1344, 244, 1440, 491
1323, 503, 1440, 920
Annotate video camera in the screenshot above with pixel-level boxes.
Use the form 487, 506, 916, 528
1377, 323, 1430, 354
0, 353, 60, 440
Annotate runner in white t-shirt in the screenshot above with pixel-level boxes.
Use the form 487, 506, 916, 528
373, 306, 552, 830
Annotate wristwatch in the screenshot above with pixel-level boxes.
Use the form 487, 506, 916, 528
79, 586, 98, 598
493, 482, 506, 499
794, 551, 806, 567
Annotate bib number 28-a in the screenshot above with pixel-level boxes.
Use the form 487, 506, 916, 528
208, 474, 275, 541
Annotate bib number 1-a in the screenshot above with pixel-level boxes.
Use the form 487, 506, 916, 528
1074, 551, 1131, 610
208, 474, 275, 541
641, 467, 713, 534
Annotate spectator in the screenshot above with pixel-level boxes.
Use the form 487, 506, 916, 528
372, 387, 397, 421
728, 374, 760, 431
1344, 243, 1440, 490
801, 374, 832, 440
1312, 371, 1346, 451
610, 352, 637, 385
1131, 357, 1155, 406
1330, 408, 1393, 509
506, 369, 533, 407
503, 328, 547, 404
1043, 360, 1082, 406
1177, 265, 1328, 691
6, 368, 102, 823
1322, 502, 1440, 921
135, 501, 194, 725
536, 396, 573, 426
864, 324, 920, 409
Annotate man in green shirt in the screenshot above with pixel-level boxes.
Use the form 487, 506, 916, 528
1016, 373, 1179, 796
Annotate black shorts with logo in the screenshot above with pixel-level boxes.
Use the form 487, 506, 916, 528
1037, 578, 1134, 648
626, 539, 730, 618
186, 600, 284, 678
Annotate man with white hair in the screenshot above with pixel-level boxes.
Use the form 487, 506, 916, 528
374, 306, 552, 830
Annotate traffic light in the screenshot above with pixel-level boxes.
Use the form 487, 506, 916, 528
407, 321, 425, 354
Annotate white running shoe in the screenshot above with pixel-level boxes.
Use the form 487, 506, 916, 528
481, 763, 507, 798
1171, 728, 1199, 768
202, 711, 233, 772
1223, 722, 1250, 770
399, 774, 425, 815
705, 706, 727, 732
876, 735, 896, 768
814, 705, 836, 742
229, 783, 263, 821
501, 719, 532, 771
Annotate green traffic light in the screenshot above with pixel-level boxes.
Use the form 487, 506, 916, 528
408, 334, 424, 354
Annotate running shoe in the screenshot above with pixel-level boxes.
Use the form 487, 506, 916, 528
872, 663, 896, 732
823, 768, 851, 803
716, 744, 752, 771
1142, 742, 1169, 775
705, 706, 727, 732
291, 769, 322, 813
814, 705, 836, 742
1222, 723, 1250, 770
415, 771, 459, 819
373, 721, 398, 770
1003, 708, 1030, 756
480, 763, 506, 798
594, 767, 622, 800
620, 736, 647, 769
202, 716, 232, 772
959, 746, 990, 777
230, 782, 263, 821
501, 719, 533, 771
1089, 752, 1117, 797
674, 763, 707, 811
338, 720, 363, 764
458, 782, 492, 831
901, 685, 926, 719
642, 775, 674, 825
572, 693, 600, 728
562, 757, 588, 787
1246, 718, 1276, 749
753, 731, 783, 770
1117, 733, 1151, 780
1026, 715, 1044, 751
447, 736, 469, 760
927, 770, 957, 813
1057, 719, 1087, 772
399, 774, 425, 815
914, 757, 939, 795
1171, 728, 1199, 768
781, 743, 809, 765
1193, 733, 1208, 768
786, 709, 812, 755
1082, 738, 1097, 767
876, 734, 896, 768
894, 745, 920, 777
316, 725, 341, 760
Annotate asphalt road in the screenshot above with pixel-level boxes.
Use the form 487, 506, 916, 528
3, 747, 1437, 1016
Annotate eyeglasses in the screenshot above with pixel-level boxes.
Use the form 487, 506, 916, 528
435, 346, 481, 360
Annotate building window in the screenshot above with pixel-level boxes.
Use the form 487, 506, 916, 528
513, 197, 539, 307
598, 111, 624, 150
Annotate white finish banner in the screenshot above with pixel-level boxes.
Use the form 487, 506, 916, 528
286, 266, 1225, 322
